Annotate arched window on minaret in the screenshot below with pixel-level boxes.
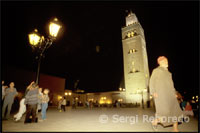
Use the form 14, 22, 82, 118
133, 29, 138, 36
128, 49, 137, 54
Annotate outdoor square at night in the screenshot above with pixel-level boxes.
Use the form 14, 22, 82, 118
1, 1, 199, 132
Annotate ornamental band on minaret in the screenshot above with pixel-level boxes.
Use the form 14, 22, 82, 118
121, 11, 150, 105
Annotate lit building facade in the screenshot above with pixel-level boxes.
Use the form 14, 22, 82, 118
121, 11, 150, 104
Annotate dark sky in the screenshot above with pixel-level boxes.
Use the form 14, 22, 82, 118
2, 1, 199, 94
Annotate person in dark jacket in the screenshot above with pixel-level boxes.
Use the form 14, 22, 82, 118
149, 56, 184, 132
24, 83, 39, 123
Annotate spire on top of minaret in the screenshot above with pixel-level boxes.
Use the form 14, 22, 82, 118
125, 10, 138, 26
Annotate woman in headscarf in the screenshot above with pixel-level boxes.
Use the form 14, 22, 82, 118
149, 56, 184, 132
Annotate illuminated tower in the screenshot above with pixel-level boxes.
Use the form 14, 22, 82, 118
121, 11, 150, 105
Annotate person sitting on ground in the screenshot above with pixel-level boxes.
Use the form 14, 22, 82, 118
184, 101, 194, 116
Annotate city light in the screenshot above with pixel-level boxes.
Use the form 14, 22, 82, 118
69, 92, 72, 96
118, 99, 123, 102
89, 98, 94, 101
65, 92, 68, 96
101, 97, 107, 100
28, 29, 41, 46
107, 100, 112, 104
57, 95, 62, 100
99, 100, 105, 104
49, 18, 61, 38
119, 88, 122, 91
192, 96, 195, 99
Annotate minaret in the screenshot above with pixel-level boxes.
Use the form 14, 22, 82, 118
121, 11, 150, 105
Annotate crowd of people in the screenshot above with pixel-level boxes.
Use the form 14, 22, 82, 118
2, 81, 50, 124
57, 98, 124, 111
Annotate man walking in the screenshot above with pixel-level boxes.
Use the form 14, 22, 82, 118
2, 82, 18, 120
149, 56, 184, 132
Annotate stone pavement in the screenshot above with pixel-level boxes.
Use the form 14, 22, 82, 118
2, 107, 198, 132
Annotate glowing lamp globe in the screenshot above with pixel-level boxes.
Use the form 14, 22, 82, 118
28, 29, 41, 46
49, 18, 61, 38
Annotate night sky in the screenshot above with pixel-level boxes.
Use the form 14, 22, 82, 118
2, 1, 199, 95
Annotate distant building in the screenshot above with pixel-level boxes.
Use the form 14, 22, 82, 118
121, 11, 150, 105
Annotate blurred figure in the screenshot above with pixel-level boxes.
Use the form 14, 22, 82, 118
180, 98, 187, 111
37, 88, 43, 114
184, 101, 194, 116
2, 80, 8, 100
85, 100, 89, 108
89, 101, 93, 109
58, 98, 62, 112
95, 100, 99, 107
114, 100, 118, 108
24, 83, 39, 123
14, 81, 34, 121
40, 88, 49, 121
149, 56, 184, 132
2, 82, 18, 120
61, 96, 66, 112
72, 97, 76, 109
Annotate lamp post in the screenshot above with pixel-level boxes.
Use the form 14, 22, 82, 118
28, 18, 61, 84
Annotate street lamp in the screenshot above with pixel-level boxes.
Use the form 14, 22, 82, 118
28, 18, 62, 84
49, 18, 61, 38
28, 29, 41, 46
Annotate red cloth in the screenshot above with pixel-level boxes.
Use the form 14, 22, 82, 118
185, 105, 192, 111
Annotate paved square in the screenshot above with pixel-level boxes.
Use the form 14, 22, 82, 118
2, 107, 198, 132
